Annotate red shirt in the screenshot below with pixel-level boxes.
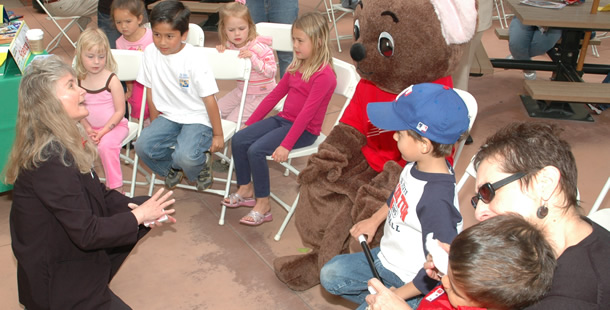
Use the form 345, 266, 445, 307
418, 285, 486, 310
339, 77, 453, 172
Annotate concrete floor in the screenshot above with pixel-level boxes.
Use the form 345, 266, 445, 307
1, 0, 609, 309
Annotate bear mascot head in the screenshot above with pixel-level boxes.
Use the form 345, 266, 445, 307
273, 0, 477, 292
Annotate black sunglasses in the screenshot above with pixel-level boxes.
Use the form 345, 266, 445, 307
471, 172, 527, 209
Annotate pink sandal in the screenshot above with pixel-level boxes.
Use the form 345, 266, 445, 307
239, 210, 273, 226
221, 193, 256, 208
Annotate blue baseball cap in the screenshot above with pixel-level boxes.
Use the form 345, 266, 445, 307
366, 83, 473, 145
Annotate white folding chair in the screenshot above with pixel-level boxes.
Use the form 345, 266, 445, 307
451, 89, 478, 168
256, 22, 293, 53
266, 58, 360, 241
144, 48, 251, 199
35, 0, 85, 52
492, 0, 513, 30
324, 0, 355, 52
186, 23, 205, 47
588, 208, 610, 231
455, 155, 477, 195
255, 22, 293, 112
590, 176, 610, 215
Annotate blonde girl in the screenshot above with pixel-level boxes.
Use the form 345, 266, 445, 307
222, 12, 337, 226
75, 28, 129, 192
112, 0, 153, 124
216, 1, 277, 125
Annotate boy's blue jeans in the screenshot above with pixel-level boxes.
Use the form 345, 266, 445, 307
231, 116, 316, 198
320, 247, 422, 310
135, 116, 213, 181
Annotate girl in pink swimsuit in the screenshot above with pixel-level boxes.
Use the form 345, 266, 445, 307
75, 28, 128, 192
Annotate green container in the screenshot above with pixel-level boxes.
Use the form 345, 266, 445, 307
0, 53, 22, 192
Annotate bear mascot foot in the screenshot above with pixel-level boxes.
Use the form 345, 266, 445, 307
273, 252, 320, 291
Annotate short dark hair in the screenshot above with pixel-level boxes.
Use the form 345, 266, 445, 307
473, 122, 578, 211
449, 214, 556, 310
149, 0, 190, 35
406, 129, 465, 158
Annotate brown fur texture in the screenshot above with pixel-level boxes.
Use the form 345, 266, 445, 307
273, 0, 471, 291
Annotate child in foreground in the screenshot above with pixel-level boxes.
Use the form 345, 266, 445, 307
320, 83, 472, 310
135, 0, 224, 191
216, 1, 277, 125
366, 214, 557, 310
221, 12, 336, 226
75, 28, 128, 193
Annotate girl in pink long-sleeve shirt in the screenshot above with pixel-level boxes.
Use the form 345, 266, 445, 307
75, 28, 128, 193
221, 12, 337, 226
216, 2, 277, 125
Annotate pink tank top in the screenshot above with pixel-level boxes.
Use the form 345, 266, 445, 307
79, 73, 125, 128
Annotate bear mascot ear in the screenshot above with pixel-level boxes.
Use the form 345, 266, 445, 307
272, 0, 477, 292
350, 0, 477, 93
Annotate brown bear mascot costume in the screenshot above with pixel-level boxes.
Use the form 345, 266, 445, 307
273, 0, 477, 291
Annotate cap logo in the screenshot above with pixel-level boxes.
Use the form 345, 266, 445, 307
417, 122, 428, 133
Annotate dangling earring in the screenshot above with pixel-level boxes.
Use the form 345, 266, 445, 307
181, 40, 187, 43
537, 200, 549, 219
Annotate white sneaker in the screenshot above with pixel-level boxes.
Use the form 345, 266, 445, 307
524, 70, 537, 80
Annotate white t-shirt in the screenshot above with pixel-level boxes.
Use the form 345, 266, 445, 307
137, 43, 219, 127
378, 162, 462, 291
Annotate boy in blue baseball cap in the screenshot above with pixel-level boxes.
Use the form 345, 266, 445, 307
320, 83, 473, 309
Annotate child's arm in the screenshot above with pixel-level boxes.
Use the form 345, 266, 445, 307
245, 73, 290, 125
94, 74, 126, 141
79, 118, 97, 142
146, 87, 160, 121
414, 182, 462, 294
244, 40, 276, 78
392, 282, 422, 301
279, 66, 336, 151
202, 94, 224, 153
350, 202, 389, 243
125, 81, 134, 101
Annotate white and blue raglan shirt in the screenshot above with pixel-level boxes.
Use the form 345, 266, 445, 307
378, 161, 463, 294
137, 43, 219, 127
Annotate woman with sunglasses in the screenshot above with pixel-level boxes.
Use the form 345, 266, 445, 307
366, 122, 610, 309
428, 121, 610, 309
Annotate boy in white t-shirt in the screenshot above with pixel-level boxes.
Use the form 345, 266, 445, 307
135, 1, 223, 191
320, 83, 473, 310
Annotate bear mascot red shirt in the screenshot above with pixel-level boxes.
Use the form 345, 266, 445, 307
274, 0, 477, 291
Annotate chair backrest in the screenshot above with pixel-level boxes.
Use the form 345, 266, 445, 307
330, 57, 360, 125
451, 89, 478, 167
255, 22, 293, 52
111, 49, 144, 82
199, 47, 252, 126
455, 155, 477, 194
199, 47, 251, 81
186, 23, 205, 47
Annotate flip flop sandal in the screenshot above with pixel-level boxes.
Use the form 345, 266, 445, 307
222, 193, 256, 208
239, 210, 273, 226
